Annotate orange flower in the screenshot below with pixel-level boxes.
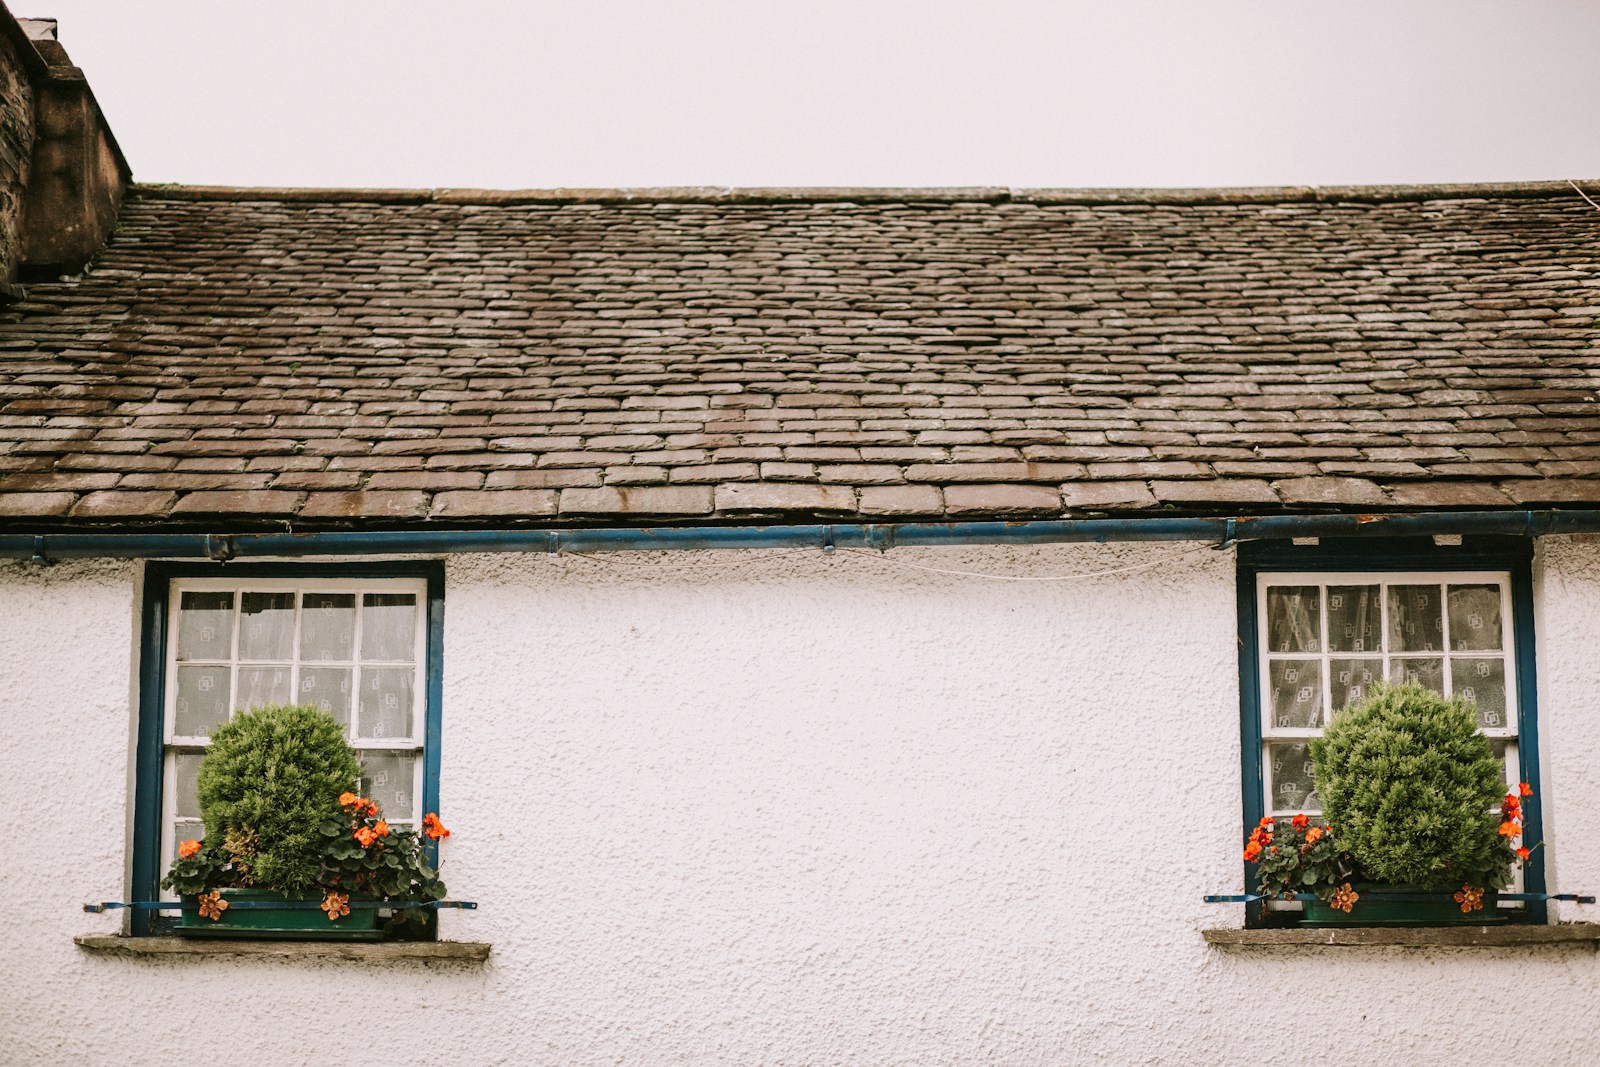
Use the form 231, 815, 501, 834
1515, 847, 1531, 861
374, 820, 390, 838
1503, 794, 1520, 815
1329, 883, 1359, 913
321, 891, 351, 922
197, 890, 229, 921
1520, 782, 1533, 796
1453, 884, 1485, 913
422, 812, 451, 840
1243, 841, 1262, 862
1304, 826, 1324, 846
355, 826, 378, 848
339, 791, 359, 807
178, 839, 202, 859
1498, 821, 1522, 838
1291, 814, 1309, 830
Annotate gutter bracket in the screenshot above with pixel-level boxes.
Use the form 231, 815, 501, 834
1214, 519, 1237, 551
204, 535, 235, 562
29, 535, 51, 566
821, 526, 835, 554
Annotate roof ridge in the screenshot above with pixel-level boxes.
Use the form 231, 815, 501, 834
129, 180, 1600, 207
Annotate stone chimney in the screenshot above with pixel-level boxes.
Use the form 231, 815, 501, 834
0, 5, 129, 298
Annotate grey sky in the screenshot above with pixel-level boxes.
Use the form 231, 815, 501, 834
37, 0, 1600, 190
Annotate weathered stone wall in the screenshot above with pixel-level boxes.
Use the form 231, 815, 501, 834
0, 28, 35, 292
21, 67, 127, 277
0, 12, 128, 291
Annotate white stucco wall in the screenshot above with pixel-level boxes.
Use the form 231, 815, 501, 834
4, 538, 1600, 1066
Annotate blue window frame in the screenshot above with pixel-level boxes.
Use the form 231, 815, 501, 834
131, 561, 445, 936
1236, 536, 1544, 926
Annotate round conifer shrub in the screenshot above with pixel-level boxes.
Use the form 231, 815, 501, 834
1310, 682, 1507, 888
196, 703, 361, 893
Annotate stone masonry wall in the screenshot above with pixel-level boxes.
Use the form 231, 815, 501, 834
0, 29, 34, 291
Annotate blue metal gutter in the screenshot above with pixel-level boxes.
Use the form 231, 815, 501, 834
2, 510, 1598, 560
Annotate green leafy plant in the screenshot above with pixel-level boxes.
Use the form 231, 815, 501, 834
193, 703, 361, 892
1309, 682, 1528, 891
319, 793, 450, 926
160, 839, 227, 897
1244, 813, 1355, 906
160, 703, 452, 929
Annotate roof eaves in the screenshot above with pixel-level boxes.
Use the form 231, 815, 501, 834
129, 179, 1600, 207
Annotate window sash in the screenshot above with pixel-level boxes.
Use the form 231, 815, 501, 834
1250, 566, 1528, 911
158, 576, 429, 887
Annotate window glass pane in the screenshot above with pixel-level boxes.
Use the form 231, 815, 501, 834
174, 665, 231, 737
300, 593, 356, 661
1268, 742, 1320, 813
176, 592, 233, 661
359, 667, 414, 740
362, 594, 417, 662
1491, 739, 1512, 779
1329, 658, 1382, 712
235, 664, 293, 712
173, 752, 204, 819
299, 667, 352, 731
1268, 659, 1322, 729
359, 751, 416, 822
1389, 657, 1444, 694
1265, 586, 1321, 653
239, 592, 296, 660
1448, 584, 1503, 652
1387, 584, 1444, 652
1452, 659, 1509, 730
1325, 585, 1380, 653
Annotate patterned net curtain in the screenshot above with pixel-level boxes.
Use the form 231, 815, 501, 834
1260, 577, 1514, 817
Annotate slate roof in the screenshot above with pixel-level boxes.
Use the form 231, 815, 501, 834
1, 181, 1599, 531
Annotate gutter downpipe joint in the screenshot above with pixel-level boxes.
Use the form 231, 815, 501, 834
0, 510, 1592, 561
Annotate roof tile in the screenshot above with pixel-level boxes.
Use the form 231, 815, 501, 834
560, 485, 713, 516
430, 490, 558, 519
298, 491, 431, 519
1151, 480, 1279, 505
70, 491, 177, 518
1061, 481, 1159, 510
943, 484, 1063, 517
713, 483, 856, 514
858, 485, 944, 516
170, 490, 303, 516
1273, 477, 1391, 507
0, 491, 77, 516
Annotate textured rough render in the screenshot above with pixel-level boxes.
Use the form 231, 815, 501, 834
10, 541, 1600, 1065
1, 184, 1598, 529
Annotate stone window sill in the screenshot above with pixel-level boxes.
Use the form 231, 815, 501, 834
1203, 923, 1600, 949
75, 935, 490, 962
